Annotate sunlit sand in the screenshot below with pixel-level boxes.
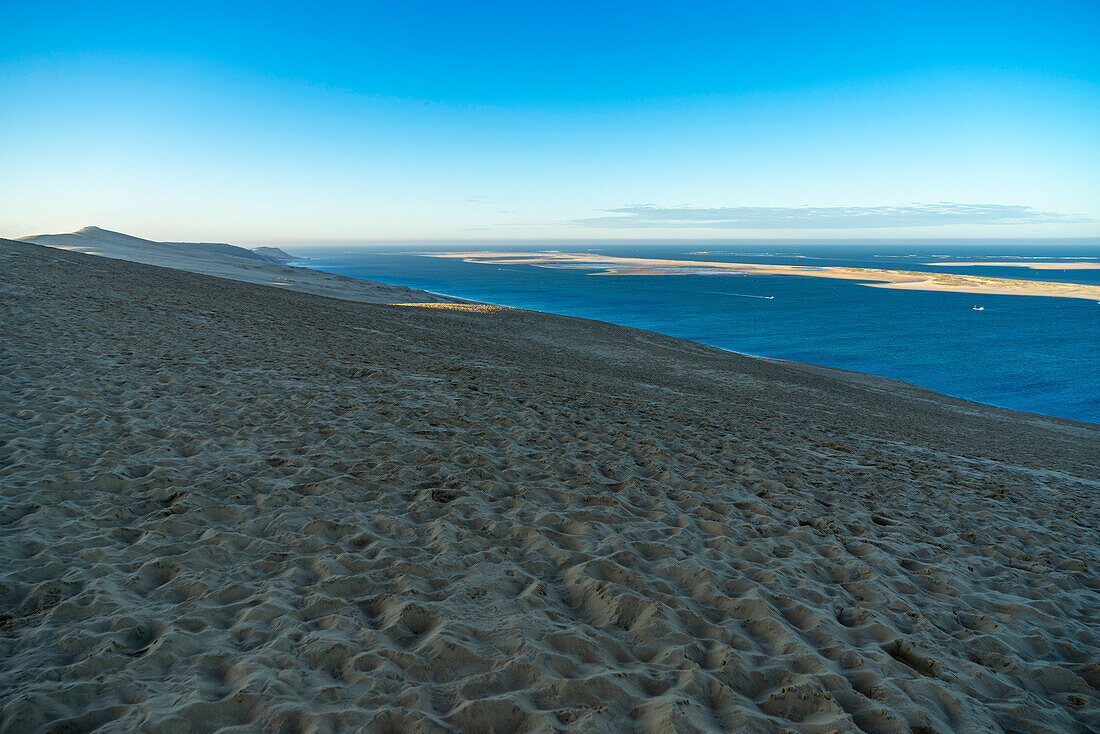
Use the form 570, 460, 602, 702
920, 261, 1100, 270
393, 303, 511, 313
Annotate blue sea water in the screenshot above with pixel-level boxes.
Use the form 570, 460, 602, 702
293, 242, 1100, 424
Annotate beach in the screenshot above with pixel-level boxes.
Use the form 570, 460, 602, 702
2, 239, 1098, 732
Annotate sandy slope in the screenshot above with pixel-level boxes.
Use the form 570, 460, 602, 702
1, 240, 1098, 733
18, 227, 463, 305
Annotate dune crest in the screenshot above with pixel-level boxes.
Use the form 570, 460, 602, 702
17, 226, 462, 305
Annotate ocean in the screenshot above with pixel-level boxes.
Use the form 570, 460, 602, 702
292, 241, 1100, 424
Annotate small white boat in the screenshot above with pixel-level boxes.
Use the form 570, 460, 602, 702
972, 306, 984, 311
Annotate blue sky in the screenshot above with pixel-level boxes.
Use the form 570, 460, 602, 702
2, 1, 1098, 242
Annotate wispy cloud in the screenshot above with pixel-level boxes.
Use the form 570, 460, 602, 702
571, 203, 1089, 229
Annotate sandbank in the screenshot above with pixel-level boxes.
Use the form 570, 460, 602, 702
426, 251, 1100, 301
920, 261, 1100, 270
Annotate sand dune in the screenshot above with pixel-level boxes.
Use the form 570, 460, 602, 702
18, 226, 463, 305
1, 240, 1098, 732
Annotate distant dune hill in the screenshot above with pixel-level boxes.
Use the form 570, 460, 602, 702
23, 226, 287, 264
15, 226, 462, 305
160, 241, 297, 263
249, 245, 298, 262
159, 241, 285, 263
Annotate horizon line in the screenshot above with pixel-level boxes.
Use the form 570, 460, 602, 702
274, 235, 1100, 245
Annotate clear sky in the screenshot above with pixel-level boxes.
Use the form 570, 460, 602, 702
2, 1, 1098, 243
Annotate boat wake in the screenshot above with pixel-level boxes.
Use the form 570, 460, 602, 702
709, 292, 776, 300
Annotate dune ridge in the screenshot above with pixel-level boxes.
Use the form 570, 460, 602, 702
17, 226, 463, 305
1, 239, 1098, 732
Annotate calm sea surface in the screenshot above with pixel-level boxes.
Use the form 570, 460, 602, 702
293, 242, 1100, 424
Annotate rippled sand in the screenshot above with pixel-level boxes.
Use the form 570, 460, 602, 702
2, 240, 1098, 732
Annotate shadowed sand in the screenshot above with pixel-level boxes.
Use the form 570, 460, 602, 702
1, 239, 1098, 732
426, 252, 1100, 301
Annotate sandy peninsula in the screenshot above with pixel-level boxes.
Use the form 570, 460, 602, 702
426, 252, 1100, 301
1, 239, 1098, 732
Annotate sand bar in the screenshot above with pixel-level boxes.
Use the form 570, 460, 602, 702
920, 261, 1100, 270
2, 239, 1098, 731
426, 251, 1100, 301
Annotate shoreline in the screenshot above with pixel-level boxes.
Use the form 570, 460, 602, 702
286, 259, 1098, 426
388, 290, 1100, 427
